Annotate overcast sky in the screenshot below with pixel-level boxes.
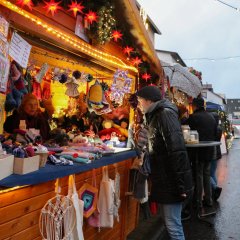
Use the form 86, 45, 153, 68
139, 0, 240, 98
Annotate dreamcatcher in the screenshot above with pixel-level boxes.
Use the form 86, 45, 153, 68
39, 179, 76, 240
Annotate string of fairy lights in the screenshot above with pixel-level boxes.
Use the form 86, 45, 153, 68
0, 0, 138, 73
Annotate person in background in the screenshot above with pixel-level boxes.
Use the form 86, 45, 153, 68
137, 86, 192, 240
211, 112, 223, 201
4, 93, 50, 141
188, 97, 217, 209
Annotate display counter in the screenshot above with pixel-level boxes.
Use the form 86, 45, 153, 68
0, 150, 139, 240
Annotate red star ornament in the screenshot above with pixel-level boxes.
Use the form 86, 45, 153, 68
123, 46, 134, 56
16, 0, 33, 10
112, 30, 123, 42
85, 10, 98, 24
68, 1, 84, 17
141, 73, 151, 81
131, 57, 142, 66
44, 0, 62, 16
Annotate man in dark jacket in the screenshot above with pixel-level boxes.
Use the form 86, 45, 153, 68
137, 86, 192, 240
188, 97, 217, 208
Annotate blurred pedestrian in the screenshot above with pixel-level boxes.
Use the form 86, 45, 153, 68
188, 97, 217, 208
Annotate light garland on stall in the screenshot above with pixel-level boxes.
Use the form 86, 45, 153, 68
0, 0, 138, 73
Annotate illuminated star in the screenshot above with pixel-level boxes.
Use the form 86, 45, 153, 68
85, 11, 98, 24
123, 46, 134, 56
68, 1, 84, 17
141, 73, 151, 81
112, 30, 123, 42
44, 0, 62, 16
131, 57, 142, 66
16, 0, 33, 10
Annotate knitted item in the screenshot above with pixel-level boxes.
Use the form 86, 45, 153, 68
32, 80, 42, 100
65, 77, 80, 97
42, 75, 51, 100
35, 63, 49, 83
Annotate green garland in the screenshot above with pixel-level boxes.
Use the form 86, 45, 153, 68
97, 5, 116, 44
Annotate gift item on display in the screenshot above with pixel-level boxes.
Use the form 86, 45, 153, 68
68, 175, 85, 240
78, 174, 98, 218
48, 154, 73, 166
39, 179, 76, 240
98, 166, 114, 228
87, 80, 111, 115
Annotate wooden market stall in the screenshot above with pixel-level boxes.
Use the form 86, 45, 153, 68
0, 0, 163, 239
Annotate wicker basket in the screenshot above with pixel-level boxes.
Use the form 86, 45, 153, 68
36, 152, 49, 168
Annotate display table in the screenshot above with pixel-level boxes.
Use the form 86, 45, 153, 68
0, 150, 138, 240
0, 150, 137, 188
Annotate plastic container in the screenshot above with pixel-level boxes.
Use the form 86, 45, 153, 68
187, 130, 199, 144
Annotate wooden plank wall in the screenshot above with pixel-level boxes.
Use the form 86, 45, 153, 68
0, 158, 139, 240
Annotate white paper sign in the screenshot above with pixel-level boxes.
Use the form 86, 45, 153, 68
9, 32, 32, 69
0, 55, 10, 93
0, 16, 9, 39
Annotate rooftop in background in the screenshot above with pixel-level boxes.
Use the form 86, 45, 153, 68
135, 1, 161, 35
156, 50, 187, 67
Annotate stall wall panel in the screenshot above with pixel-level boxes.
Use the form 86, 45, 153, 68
0, 158, 138, 240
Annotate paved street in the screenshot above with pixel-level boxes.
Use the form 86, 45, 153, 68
183, 139, 240, 240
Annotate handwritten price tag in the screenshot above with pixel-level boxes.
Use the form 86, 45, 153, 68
9, 32, 32, 69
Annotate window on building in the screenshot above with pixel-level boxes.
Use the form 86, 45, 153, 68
231, 100, 233, 103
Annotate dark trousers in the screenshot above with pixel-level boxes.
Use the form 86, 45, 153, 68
197, 159, 212, 207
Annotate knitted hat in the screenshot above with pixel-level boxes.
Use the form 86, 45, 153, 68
136, 86, 162, 102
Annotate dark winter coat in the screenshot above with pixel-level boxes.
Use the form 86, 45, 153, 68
4, 110, 50, 141
145, 99, 192, 204
188, 108, 217, 162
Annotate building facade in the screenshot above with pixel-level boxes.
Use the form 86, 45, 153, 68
226, 99, 240, 119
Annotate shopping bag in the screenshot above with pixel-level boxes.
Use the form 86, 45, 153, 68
98, 166, 114, 228
68, 175, 84, 240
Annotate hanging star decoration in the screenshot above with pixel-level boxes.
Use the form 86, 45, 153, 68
141, 73, 151, 81
123, 46, 134, 56
16, 0, 33, 10
85, 10, 98, 24
131, 57, 142, 66
112, 30, 123, 42
44, 0, 62, 16
68, 1, 84, 17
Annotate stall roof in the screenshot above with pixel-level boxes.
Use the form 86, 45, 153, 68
118, 0, 163, 76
